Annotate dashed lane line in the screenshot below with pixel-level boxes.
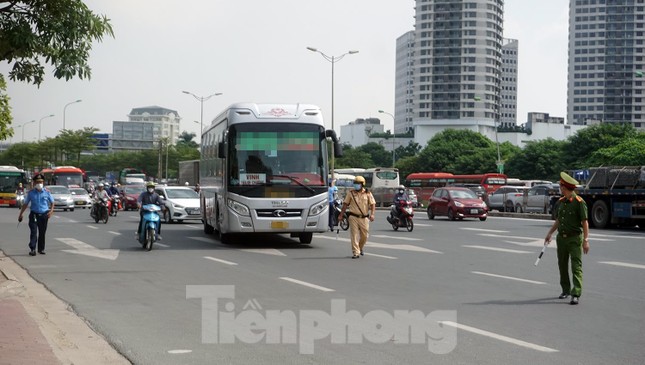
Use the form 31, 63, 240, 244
460, 227, 510, 233
471, 271, 547, 285
108, 231, 121, 235
279, 277, 335, 292
463, 245, 532, 254
439, 321, 558, 353
86, 225, 98, 230
598, 261, 645, 270
363, 252, 397, 259
203, 256, 238, 266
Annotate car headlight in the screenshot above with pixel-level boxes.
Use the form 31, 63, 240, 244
454, 201, 464, 207
227, 199, 250, 216
309, 199, 328, 216
173, 203, 185, 209
67, 197, 73, 203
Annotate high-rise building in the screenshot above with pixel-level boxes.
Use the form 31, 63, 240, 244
111, 106, 181, 151
406, 0, 506, 142
501, 38, 519, 127
567, 0, 645, 128
394, 30, 416, 135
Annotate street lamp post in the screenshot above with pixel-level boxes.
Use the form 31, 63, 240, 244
306, 47, 358, 179
63, 99, 82, 130
20, 120, 36, 143
38, 114, 55, 141
378, 110, 396, 166
182, 91, 223, 143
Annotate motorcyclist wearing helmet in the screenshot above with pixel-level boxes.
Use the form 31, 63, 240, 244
391, 185, 409, 219
91, 183, 110, 217
136, 182, 165, 239
338, 175, 376, 259
108, 182, 120, 196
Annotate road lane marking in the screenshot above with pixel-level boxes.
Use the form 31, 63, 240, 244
460, 227, 509, 233
471, 271, 546, 285
371, 234, 422, 241
412, 223, 432, 227
203, 256, 237, 266
439, 321, 558, 353
318, 236, 441, 254
363, 252, 397, 259
56, 238, 120, 260
190, 237, 216, 243
155, 243, 170, 248
463, 245, 532, 254
108, 231, 121, 235
279, 277, 335, 292
589, 233, 645, 240
599, 261, 645, 270
239, 249, 286, 256
168, 349, 192, 354
185, 225, 200, 229
86, 225, 98, 230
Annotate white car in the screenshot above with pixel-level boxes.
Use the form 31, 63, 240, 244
487, 186, 530, 212
155, 186, 201, 223
69, 187, 93, 209
46, 185, 75, 211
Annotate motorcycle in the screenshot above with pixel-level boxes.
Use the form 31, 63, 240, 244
386, 200, 414, 232
109, 195, 120, 216
90, 197, 109, 224
16, 191, 25, 209
331, 198, 349, 231
139, 204, 161, 251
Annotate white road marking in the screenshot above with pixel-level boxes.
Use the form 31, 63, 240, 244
599, 261, 645, 270
86, 225, 98, 230
363, 252, 397, 259
412, 223, 432, 227
463, 245, 531, 254
460, 227, 509, 233
189, 237, 216, 243
318, 236, 441, 253
155, 243, 170, 248
239, 249, 286, 256
167, 349, 192, 354
108, 231, 121, 235
279, 277, 335, 292
56, 238, 120, 260
203, 256, 238, 266
370, 234, 422, 241
590, 233, 645, 240
471, 271, 546, 285
439, 321, 558, 353
185, 225, 200, 229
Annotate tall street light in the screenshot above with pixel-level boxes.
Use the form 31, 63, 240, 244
38, 114, 55, 141
182, 91, 223, 142
378, 110, 396, 167
307, 46, 358, 179
63, 99, 82, 130
20, 120, 36, 142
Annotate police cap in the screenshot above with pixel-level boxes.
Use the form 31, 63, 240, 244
33, 173, 45, 181
559, 172, 578, 190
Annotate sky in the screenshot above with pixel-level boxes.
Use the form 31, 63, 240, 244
2, 0, 569, 144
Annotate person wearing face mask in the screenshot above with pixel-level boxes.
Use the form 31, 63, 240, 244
338, 176, 376, 259
391, 185, 409, 221
18, 174, 55, 256
136, 181, 165, 239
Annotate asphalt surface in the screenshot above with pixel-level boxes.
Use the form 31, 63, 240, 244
0, 206, 644, 365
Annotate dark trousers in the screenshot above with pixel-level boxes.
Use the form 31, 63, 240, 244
28, 212, 49, 251
328, 203, 336, 229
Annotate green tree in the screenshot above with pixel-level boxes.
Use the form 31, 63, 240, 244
0, 0, 114, 134
335, 144, 373, 168
58, 127, 98, 164
0, 75, 12, 140
356, 142, 391, 167
395, 141, 422, 161
562, 123, 637, 168
587, 133, 645, 166
177, 131, 198, 149
505, 138, 566, 180
416, 129, 499, 174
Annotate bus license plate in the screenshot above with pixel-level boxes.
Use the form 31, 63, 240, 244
470, 209, 479, 214
271, 221, 288, 229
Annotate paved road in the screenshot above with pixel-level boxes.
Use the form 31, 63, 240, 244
1, 207, 644, 364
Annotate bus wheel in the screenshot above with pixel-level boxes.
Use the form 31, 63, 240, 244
591, 200, 610, 228
204, 220, 214, 234
299, 232, 313, 244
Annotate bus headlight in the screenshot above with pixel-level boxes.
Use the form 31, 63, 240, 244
308, 199, 328, 216
227, 199, 250, 216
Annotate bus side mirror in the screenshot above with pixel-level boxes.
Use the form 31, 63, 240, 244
218, 143, 226, 159
325, 130, 343, 158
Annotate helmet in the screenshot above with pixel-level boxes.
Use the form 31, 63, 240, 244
146, 181, 155, 188
98, 183, 104, 188
185, 182, 189, 186
398, 185, 405, 189
354, 176, 366, 185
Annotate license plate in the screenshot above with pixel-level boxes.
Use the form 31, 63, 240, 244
271, 221, 288, 229
188, 209, 200, 215
470, 209, 479, 214
75, 201, 85, 205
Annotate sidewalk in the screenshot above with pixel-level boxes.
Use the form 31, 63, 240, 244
0, 251, 130, 365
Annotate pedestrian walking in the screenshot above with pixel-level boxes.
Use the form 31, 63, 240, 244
17, 173, 55, 256
544, 172, 590, 305
338, 176, 376, 259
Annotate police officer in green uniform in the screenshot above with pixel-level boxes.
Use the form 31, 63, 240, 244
544, 172, 590, 305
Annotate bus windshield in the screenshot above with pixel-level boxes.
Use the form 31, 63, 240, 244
0, 173, 25, 193
228, 123, 326, 191
54, 172, 83, 187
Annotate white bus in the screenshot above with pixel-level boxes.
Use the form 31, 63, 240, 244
334, 167, 400, 206
200, 103, 342, 244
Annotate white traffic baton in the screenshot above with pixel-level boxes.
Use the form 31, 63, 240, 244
534, 244, 547, 266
